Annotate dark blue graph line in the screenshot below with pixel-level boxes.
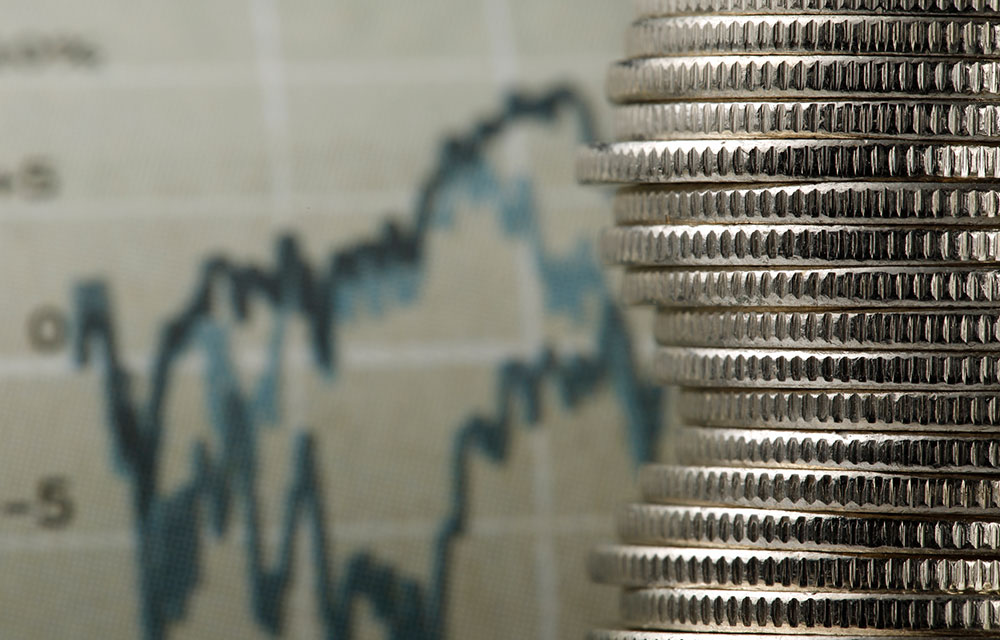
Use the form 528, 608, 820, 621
71, 86, 664, 640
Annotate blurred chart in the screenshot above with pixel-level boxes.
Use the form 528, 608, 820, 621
0, 2, 662, 638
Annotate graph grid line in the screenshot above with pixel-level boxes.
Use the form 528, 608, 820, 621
70, 86, 663, 640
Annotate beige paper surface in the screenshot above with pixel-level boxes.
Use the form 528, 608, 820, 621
0, 2, 650, 638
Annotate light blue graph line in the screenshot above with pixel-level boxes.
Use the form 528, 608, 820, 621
72, 87, 664, 640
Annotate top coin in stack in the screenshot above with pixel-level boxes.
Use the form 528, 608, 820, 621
625, 15, 1000, 57
634, 0, 1000, 17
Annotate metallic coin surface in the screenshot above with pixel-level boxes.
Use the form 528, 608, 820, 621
626, 16, 1000, 57
590, 632, 944, 640
577, 140, 1000, 185
654, 310, 1000, 351
583, 0, 1000, 633
589, 544, 1000, 591
640, 465, 1000, 514
614, 101, 1000, 142
601, 225, 1000, 267
613, 183, 1000, 225
607, 56, 1000, 102
678, 389, 1000, 431
674, 425, 1000, 473
622, 267, 1000, 309
618, 503, 1000, 554
634, 0, 1000, 16
620, 587, 1000, 632
654, 346, 1000, 389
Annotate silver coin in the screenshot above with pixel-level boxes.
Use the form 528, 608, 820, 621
618, 503, 1000, 554
577, 140, 1000, 185
678, 389, 1000, 431
620, 587, 1000, 632
634, 0, 1000, 16
590, 544, 1000, 592
641, 464, 1000, 514
590, 632, 943, 640
613, 183, 1000, 226
602, 225, 1000, 267
655, 310, 1000, 351
673, 425, 1000, 473
626, 16, 1000, 58
606, 56, 1000, 102
615, 101, 1000, 142
654, 346, 1000, 389
622, 266, 1000, 309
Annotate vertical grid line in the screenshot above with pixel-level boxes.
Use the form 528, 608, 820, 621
481, 2, 561, 638
250, 0, 293, 221
249, 1, 317, 635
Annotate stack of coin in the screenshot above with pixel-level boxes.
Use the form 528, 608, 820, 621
578, 1, 1000, 638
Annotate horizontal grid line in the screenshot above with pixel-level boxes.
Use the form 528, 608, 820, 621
0, 340, 549, 378
0, 185, 597, 221
0, 54, 612, 90
0, 335, 607, 378
0, 512, 612, 554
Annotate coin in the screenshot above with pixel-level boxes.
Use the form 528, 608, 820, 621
654, 310, 1000, 351
613, 183, 1000, 226
607, 56, 1000, 102
590, 632, 943, 640
673, 425, 1000, 473
589, 544, 1000, 591
626, 16, 1000, 58
654, 346, 1000, 389
601, 225, 1000, 267
640, 465, 1000, 514
618, 503, 1000, 554
577, 140, 1000, 185
622, 267, 1000, 309
620, 587, 1000, 632
678, 389, 1000, 431
614, 101, 1000, 142
634, 0, 1000, 16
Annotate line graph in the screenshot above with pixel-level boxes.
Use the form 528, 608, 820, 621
71, 87, 664, 640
